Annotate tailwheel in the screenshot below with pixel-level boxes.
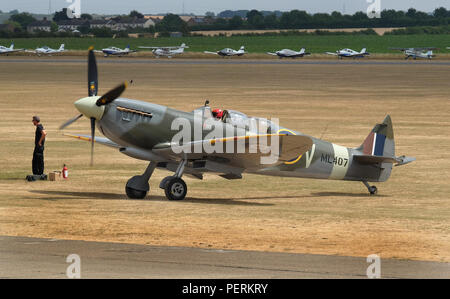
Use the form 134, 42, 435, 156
362, 181, 377, 195
163, 176, 187, 201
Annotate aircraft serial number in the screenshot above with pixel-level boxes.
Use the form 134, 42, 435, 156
321, 154, 348, 167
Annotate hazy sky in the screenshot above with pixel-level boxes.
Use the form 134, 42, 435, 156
1, 0, 448, 15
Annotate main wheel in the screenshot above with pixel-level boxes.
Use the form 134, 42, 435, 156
369, 186, 378, 195
125, 186, 148, 199
164, 177, 187, 201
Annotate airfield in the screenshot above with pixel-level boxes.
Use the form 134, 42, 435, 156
0, 56, 449, 278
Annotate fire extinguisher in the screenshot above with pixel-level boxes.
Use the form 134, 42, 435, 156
62, 164, 68, 179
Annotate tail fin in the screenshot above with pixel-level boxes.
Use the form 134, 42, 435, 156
180, 43, 186, 48
360, 115, 395, 158
10, 43, 14, 50
361, 48, 367, 54
239, 46, 245, 51
59, 44, 65, 51
126, 44, 130, 50
299, 48, 305, 54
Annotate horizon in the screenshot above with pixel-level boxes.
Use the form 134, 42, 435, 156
0, 0, 448, 16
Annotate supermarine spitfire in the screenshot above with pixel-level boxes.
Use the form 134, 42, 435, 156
60, 47, 415, 201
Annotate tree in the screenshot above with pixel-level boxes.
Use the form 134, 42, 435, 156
228, 15, 243, 29
157, 14, 190, 35
205, 11, 215, 17
433, 7, 449, 18
53, 8, 70, 22
246, 10, 264, 29
9, 13, 36, 30
80, 13, 93, 20
129, 10, 144, 18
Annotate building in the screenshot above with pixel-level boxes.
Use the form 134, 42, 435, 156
27, 18, 52, 33
57, 19, 88, 31
112, 18, 154, 31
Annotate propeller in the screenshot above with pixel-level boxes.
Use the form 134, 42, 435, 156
59, 46, 128, 166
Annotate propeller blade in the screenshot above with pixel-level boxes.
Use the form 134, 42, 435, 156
59, 114, 83, 130
90, 117, 95, 166
88, 46, 98, 97
95, 81, 128, 106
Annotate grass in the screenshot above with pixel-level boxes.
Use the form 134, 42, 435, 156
0, 59, 449, 262
1, 34, 450, 54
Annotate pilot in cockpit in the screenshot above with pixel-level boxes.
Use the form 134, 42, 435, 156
212, 108, 224, 120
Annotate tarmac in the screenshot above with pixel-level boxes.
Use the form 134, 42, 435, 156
1, 236, 449, 278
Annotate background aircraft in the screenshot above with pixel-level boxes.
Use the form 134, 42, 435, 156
96, 45, 137, 57
0, 43, 24, 55
204, 46, 247, 57
139, 43, 188, 58
389, 47, 437, 59
27, 44, 65, 56
60, 48, 415, 201
267, 48, 311, 59
326, 48, 369, 59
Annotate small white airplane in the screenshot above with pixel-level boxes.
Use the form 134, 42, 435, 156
95, 45, 137, 57
389, 47, 437, 60
267, 48, 310, 59
27, 44, 65, 56
204, 46, 247, 57
326, 48, 369, 59
0, 43, 24, 55
138, 43, 188, 58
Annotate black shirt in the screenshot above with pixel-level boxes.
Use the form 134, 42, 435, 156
35, 124, 45, 147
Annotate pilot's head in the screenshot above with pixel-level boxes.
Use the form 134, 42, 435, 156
212, 109, 223, 119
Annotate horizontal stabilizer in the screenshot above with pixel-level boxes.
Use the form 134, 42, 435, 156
354, 154, 415, 166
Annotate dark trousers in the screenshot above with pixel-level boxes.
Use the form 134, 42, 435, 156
32, 146, 44, 175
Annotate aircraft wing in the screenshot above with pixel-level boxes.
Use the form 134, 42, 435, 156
63, 133, 121, 148
266, 52, 278, 56
204, 51, 219, 55
140, 46, 182, 50
152, 134, 313, 170
325, 52, 338, 55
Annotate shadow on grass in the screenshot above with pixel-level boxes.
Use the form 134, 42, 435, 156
310, 192, 390, 198
28, 190, 276, 206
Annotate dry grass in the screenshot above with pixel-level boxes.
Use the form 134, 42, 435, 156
0, 59, 449, 262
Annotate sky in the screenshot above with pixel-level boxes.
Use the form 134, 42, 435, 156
0, 0, 448, 15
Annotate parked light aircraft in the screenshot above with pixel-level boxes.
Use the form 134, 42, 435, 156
60, 47, 415, 201
204, 46, 246, 57
0, 43, 24, 55
27, 44, 65, 56
96, 45, 136, 57
326, 48, 369, 59
139, 43, 188, 58
389, 47, 437, 60
267, 48, 310, 59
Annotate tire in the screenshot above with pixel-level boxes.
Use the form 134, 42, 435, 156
125, 186, 148, 199
369, 186, 378, 195
164, 177, 187, 201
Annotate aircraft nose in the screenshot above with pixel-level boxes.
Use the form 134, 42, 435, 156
74, 96, 105, 120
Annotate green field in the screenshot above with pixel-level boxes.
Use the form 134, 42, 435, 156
1, 34, 449, 53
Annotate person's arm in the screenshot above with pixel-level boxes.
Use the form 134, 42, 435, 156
38, 129, 47, 146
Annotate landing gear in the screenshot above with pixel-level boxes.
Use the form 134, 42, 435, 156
125, 161, 156, 199
159, 159, 188, 201
362, 181, 378, 195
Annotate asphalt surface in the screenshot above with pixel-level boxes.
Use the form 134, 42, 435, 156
0, 236, 448, 278
1, 57, 450, 66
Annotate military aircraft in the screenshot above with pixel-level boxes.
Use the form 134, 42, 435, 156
389, 47, 437, 60
0, 43, 24, 55
95, 45, 137, 57
27, 44, 65, 56
60, 47, 415, 201
204, 46, 246, 57
326, 48, 369, 59
138, 43, 188, 58
267, 48, 310, 59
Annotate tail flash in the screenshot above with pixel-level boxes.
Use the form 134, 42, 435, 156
360, 115, 395, 157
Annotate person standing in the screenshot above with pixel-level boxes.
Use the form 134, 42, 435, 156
32, 116, 46, 175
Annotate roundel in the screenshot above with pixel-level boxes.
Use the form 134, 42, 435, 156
277, 128, 303, 165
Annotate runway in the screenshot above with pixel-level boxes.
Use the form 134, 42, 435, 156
0, 236, 448, 278
1, 57, 450, 66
